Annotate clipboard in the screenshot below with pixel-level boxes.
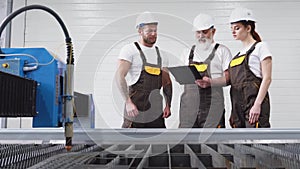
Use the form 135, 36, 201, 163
168, 65, 202, 85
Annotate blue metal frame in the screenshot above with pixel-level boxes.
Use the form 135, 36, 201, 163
1, 48, 65, 127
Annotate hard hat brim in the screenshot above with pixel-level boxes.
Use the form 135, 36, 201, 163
229, 19, 256, 24
192, 25, 214, 31
136, 22, 158, 29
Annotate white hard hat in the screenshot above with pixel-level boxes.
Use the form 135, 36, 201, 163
192, 13, 214, 31
229, 7, 256, 23
135, 11, 158, 29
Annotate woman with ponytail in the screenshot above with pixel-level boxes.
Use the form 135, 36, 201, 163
196, 7, 272, 128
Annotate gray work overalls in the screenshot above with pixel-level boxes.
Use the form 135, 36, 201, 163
122, 42, 165, 128
229, 42, 270, 128
179, 44, 225, 128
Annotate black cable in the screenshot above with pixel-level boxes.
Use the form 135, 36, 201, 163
0, 4, 75, 150
0, 4, 74, 64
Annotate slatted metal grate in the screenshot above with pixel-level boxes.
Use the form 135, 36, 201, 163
1, 143, 299, 169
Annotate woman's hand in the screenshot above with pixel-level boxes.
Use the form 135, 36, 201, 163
195, 76, 211, 88
249, 103, 261, 125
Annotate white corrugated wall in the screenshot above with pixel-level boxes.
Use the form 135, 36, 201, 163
7, 0, 300, 128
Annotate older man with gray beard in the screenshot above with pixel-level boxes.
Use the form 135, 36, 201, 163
179, 13, 232, 128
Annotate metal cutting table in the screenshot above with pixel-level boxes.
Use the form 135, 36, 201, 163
1, 128, 300, 169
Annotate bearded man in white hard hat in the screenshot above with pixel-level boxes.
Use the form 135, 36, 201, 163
116, 11, 172, 128
179, 13, 232, 128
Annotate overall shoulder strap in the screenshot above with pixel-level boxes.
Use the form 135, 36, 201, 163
246, 41, 259, 63
134, 42, 147, 63
205, 43, 219, 63
155, 46, 162, 67
246, 41, 259, 56
188, 45, 196, 63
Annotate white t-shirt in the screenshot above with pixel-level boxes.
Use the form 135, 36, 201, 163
181, 42, 232, 78
118, 42, 169, 85
237, 42, 272, 78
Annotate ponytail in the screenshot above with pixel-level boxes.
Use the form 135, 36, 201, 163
252, 31, 261, 42
241, 21, 262, 42
249, 21, 261, 42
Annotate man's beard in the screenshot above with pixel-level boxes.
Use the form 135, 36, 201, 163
143, 36, 156, 45
198, 37, 213, 51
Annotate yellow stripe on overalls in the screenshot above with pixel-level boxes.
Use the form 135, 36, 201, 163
190, 64, 208, 72
230, 55, 245, 67
144, 65, 161, 75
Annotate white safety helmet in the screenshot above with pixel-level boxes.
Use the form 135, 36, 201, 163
229, 7, 256, 23
135, 11, 158, 29
192, 13, 214, 31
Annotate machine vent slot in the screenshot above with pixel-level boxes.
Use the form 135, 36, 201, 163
0, 71, 37, 117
